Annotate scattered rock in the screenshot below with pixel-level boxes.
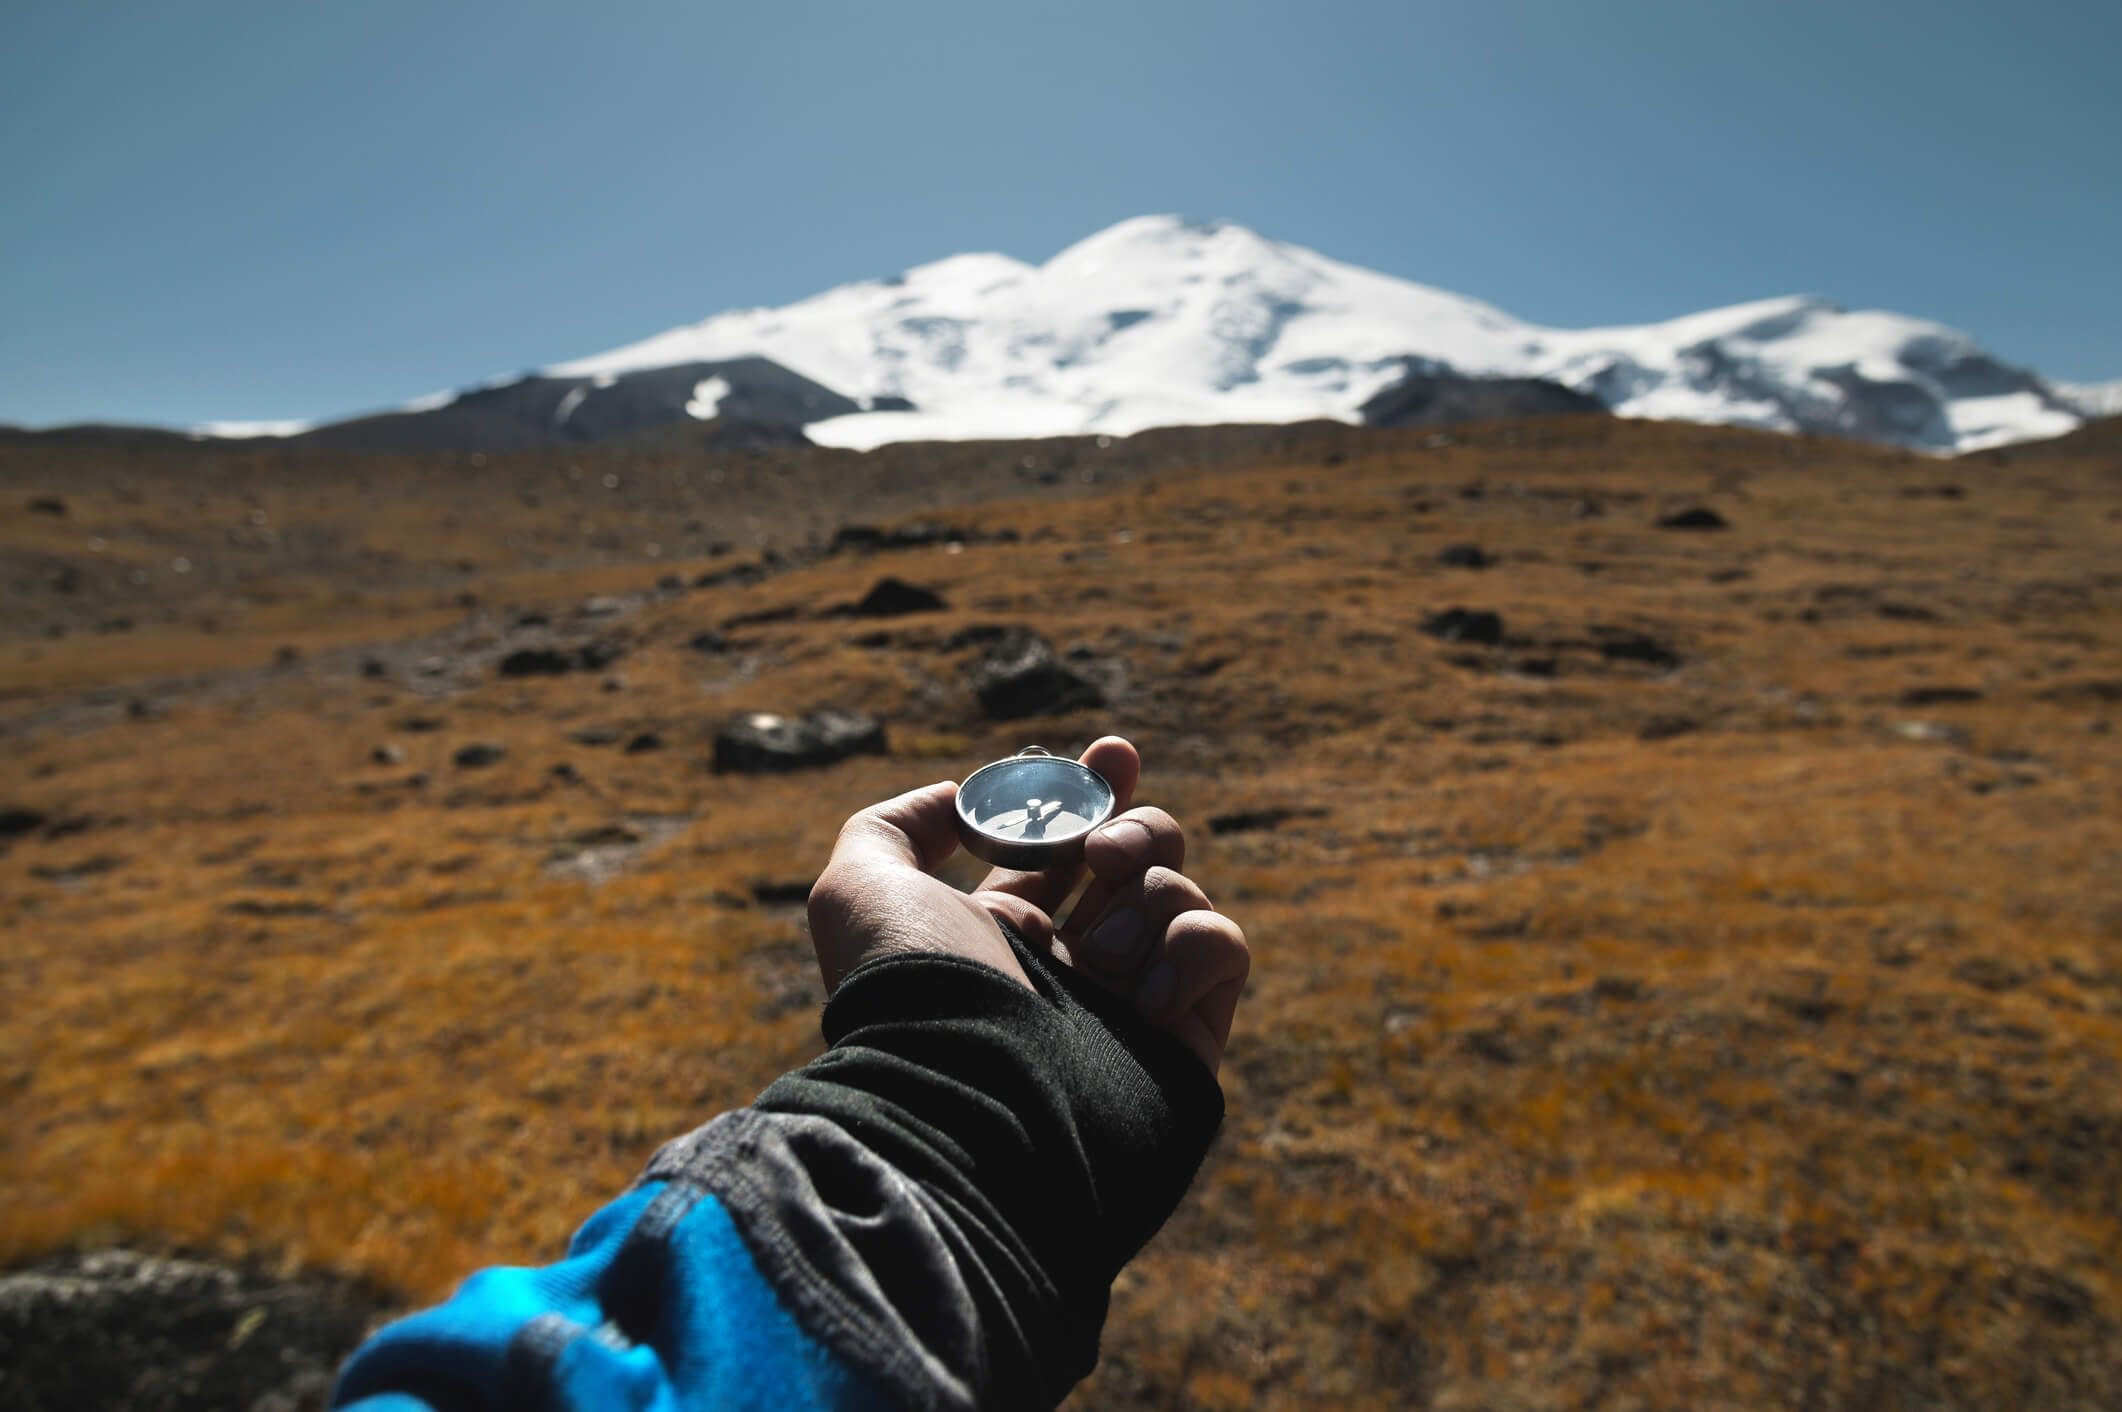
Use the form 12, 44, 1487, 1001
1592, 627, 1682, 670
578, 595, 625, 617
1638, 715, 1699, 742
27, 495, 67, 516
359, 657, 389, 679
396, 715, 446, 733
567, 726, 623, 746
749, 879, 814, 904
1436, 543, 1493, 569
1894, 720, 1968, 745
848, 577, 948, 617
1208, 807, 1330, 835
224, 898, 331, 918
940, 623, 1014, 651
1877, 601, 1939, 621
713, 710, 889, 773
370, 743, 405, 765
966, 630, 1106, 719
0, 808, 48, 840
1655, 507, 1730, 531
1899, 684, 1982, 706
453, 743, 506, 769
687, 630, 731, 654
498, 648, 574, 677
694, 562, 767, 589
831, 522, 1018, 554
576, 638, 626, 672
30, 854, 123, 882
1420, 608, 1505, 645
0, 1248, 388, 1412
623, 732, 663, 754
274, 646, 301, 667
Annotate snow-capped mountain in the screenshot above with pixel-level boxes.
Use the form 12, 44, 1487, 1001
228, 216, 2107, 454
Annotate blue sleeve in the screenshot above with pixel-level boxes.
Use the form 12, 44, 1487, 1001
332, 1181, 885, 1411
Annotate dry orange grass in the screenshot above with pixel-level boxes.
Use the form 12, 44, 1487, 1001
4, 417, 2119, 1408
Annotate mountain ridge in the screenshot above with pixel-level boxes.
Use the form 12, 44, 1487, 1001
122, 215, 2122, 454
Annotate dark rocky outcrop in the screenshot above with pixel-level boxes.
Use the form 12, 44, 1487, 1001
965, 630, 1106, 719
1360, 364, 1605, 429
713, 710, 888, 773
288, 357, 857, 453
0, 1248, 390, 1412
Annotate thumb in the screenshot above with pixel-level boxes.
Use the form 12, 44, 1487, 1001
827, 780, 963, 876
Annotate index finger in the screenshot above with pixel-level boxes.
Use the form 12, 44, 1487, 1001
973, 735, 1141, 914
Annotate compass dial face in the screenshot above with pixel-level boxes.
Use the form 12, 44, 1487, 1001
956, 752, 1115, 864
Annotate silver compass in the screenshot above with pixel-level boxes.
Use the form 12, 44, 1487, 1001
954, 746, 1117, 871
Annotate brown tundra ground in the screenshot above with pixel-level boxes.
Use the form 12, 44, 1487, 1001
3, 414, 2119, 1409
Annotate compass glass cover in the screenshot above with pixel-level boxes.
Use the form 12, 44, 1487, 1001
961, 758, 1112, 844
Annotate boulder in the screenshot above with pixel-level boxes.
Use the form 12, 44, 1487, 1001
849, 577, 947, 617
966, 629, 1106, 719
713, 710, 888, 773
0, 1248, 386, 1412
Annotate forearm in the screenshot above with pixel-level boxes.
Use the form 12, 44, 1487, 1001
333, 925, 1223, 1411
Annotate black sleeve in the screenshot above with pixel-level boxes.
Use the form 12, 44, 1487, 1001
634, 921, 1224, 1410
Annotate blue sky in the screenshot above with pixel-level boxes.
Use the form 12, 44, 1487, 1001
4, 0, 2117, 429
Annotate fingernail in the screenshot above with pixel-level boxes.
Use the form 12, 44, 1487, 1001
1084, 907, 1145, 966
1135, 960, 1178, 1017
1095, 819, 1151, 853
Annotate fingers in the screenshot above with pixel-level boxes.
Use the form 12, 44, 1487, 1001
974, 736, 1141, 913
1134, 910, 1250, 1073
1060, 806, 1186, 947
1065, 860, 1206, 985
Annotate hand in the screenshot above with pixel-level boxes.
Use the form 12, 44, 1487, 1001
807, 736, 1250, 1072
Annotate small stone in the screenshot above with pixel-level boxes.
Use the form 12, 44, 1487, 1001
359, 657, 388, 679
371, 744, 405, 765
27, 496, 67, 516
567, 727, 623, 746
1655, 507, 1730, 531
623, 732, 663, 754
1436, 543, 1493, 569
579, 595, 625, 617
1419, 608, 1505, 646
0, 807, 48, 839
1898, 685, 1982, 707
498, 648, 574, 678
453, 743, 506, 769
849, 577, 948, 617
575, 639, 626, 671
687, 630, 730, 654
